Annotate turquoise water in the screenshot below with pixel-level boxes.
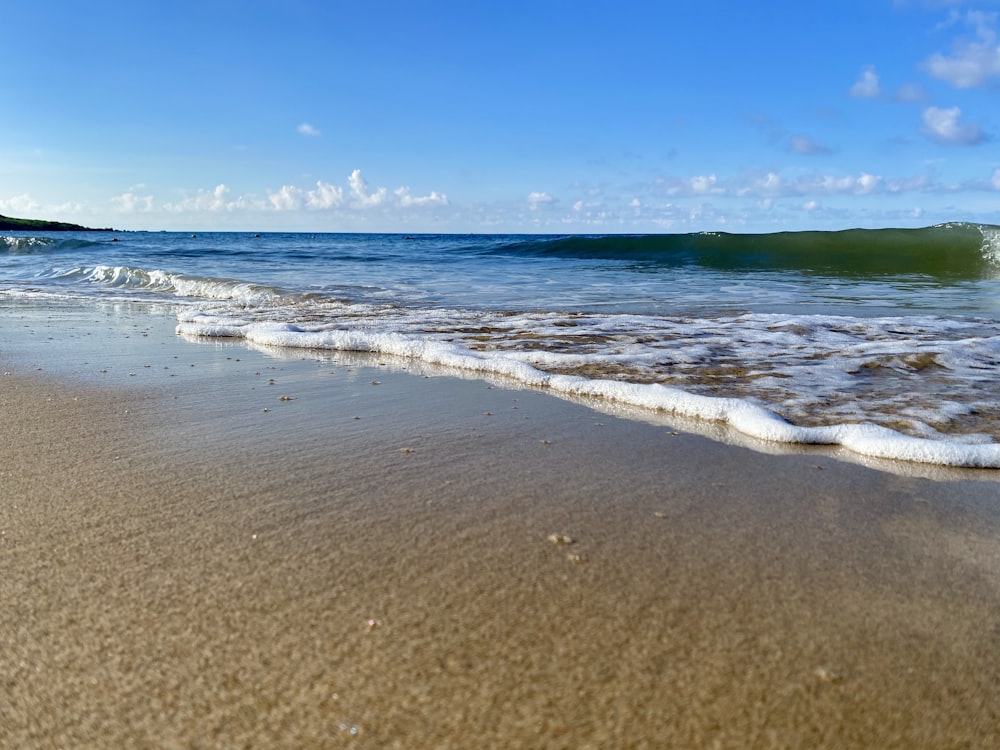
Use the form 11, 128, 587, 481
2, 225, 999, 467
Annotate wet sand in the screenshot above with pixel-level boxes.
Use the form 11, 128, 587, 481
2, 300, 1000, 748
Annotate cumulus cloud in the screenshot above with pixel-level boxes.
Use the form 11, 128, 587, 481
921, 105, 987, 144
204, 184, 234, 209
689, 175, 724, 195
348, 169, 388, 208
267, 172, 445, 212
297, 122, 321, 136
394, 186, 448, 207
0, 194, 83, 218
848, 67, 923, 104
0, 193, 42, 214
268, 185, 301, 211
308, 180, 345, 209
164, 184, 249, 213
849, 65, 882, 98
923, 11, 1000, 88
112, 191, 154, 213
856, 172, 882, 193
268, 181, 344, 211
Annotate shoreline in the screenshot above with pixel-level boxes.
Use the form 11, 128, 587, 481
3, 299, 1000, 747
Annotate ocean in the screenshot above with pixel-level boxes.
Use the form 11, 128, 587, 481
2, 224, 998, 468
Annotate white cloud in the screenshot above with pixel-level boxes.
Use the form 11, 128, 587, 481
921, 105, 986, 144
112, 191, 154, 213
82, 159, 986, 232
205, 184, 233, 209
790, 173, 887, 196
267, 173, 447, 212
759, 172, 783, 193
732, 170, 918, 200
849, 65, 882, 98
394, 186, 448, 207
527, 191, 554, 209
736, 172, 783, 198
659, 174, 726, 197
668, 169, 925, 203
818, 175, 857, 193
297, 122, 321, 136
307, 180, 344, 209
268, 184, 303, 211
268, 181, 344, 211
0, 193, 42, 214
923, 11, 1000, 88
689, 175, 724, 195
348, 169, 388, 208
992, 168, 1000, 190
569, 198, 606, 218
856, 172, 883, 194
0, 194, 83, 219
164, 184, 254, 213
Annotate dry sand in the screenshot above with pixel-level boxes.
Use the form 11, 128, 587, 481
2, 300, 1000, 748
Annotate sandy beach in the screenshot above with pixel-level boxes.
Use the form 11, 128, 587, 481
3, 299, 1000, 749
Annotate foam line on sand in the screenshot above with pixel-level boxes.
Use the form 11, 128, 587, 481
2, 299, 1000, 748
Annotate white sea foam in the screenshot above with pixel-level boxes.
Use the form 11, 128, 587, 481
1, 235, 51, 251
981, 224, 1000, 270
83, 265, 286, 305
6, 227, 996, 470
176, 310, 1000, 469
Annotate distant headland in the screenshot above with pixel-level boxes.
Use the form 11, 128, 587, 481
0, 214, 115, 232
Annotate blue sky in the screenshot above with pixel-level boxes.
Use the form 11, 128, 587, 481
2, 0, 999, 233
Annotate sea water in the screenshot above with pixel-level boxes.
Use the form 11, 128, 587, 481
2, 225, 998, 468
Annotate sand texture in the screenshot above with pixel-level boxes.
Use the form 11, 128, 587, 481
2, 301, 1000, 748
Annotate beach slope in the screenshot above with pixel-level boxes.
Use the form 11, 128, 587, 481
2, 301, 999, 748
